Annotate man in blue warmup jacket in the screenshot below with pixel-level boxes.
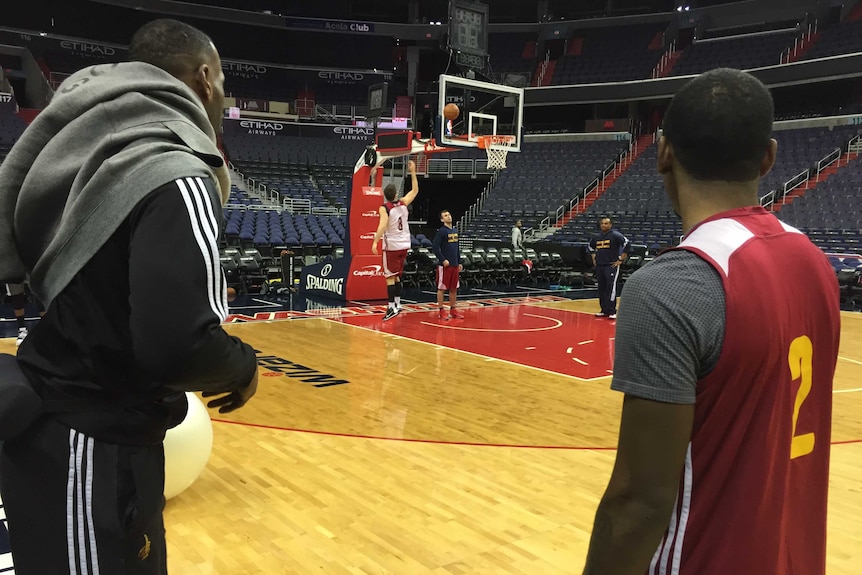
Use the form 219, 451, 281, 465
589, 217, 631, 319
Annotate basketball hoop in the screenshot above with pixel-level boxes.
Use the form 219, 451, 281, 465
477, 135, 516, 170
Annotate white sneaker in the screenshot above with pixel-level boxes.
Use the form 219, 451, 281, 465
15, 327, 28, 347
595, 312, 607, 317
609, 314, 617, 320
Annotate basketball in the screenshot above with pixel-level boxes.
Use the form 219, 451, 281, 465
444, 103, 460, 121
227, 286, 237, 302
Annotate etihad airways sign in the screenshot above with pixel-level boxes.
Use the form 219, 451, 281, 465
224, 119, 375, 142
224, 62, 268, 75
239, 120, 285, 136
59, 41, 116, 56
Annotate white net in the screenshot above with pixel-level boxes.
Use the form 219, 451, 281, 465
482, 136, 515, 170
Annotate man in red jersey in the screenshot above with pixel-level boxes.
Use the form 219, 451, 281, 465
372, 159, 419, 321
582, 68, 841, 575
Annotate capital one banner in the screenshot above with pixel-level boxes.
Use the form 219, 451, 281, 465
347, 183, 383, 257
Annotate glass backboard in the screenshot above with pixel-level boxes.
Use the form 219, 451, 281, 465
438, 74, 524, 152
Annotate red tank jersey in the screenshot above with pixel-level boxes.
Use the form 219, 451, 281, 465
649, 207, 840, 575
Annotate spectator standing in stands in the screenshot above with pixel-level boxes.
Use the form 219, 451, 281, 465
582, 69, 840, 575
511, 219, 524, 253
588, 217, 630, 318
372, 159, 419, 321
431, 210, 463, 320
0, 19, 258, 574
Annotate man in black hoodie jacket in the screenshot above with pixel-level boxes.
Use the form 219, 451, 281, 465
0, 20, 257, 574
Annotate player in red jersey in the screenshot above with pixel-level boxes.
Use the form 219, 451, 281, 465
582, 68, 841, 575
372, 160, 419, 321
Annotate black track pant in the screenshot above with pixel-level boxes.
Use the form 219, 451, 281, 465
596, 264, 621, 315
0, 417, 167, 574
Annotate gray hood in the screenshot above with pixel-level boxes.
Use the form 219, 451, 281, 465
0, 61, 229, 306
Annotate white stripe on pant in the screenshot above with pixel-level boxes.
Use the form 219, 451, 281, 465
67, 430, 100, 575
609, 265, 621, 301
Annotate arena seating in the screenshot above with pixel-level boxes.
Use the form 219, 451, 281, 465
488, 32, 538, 81
551, 23, 665, 84
549, 124, 862, 252
225, 135, 367, 211
462, 140, 630, 242
0, 110, 26, 149
671, 30, 797, 76
800, 20, 862, 61
780, 157, 862, 244
549, 145, 680, 249
222, 207, 346, 249
761, 125, 862, 197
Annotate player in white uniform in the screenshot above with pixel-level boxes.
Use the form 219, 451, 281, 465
372, 160, 419, 321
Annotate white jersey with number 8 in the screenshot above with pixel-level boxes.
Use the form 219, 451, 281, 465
383, 200, 411, 250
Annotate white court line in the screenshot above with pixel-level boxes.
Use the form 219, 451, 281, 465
250, 298, 281, 308
333, 319, 612, 382
578, 340, 594, 345
514, 285, 551, 292
838, 355, 862, 367
834, 388, 862, 394
572, 358, 588, 366
470, 288, 510, 296
566, 347, 573, 354
420, 313, 563, 333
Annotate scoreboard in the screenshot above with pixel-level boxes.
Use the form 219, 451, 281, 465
447, 0, 489, 58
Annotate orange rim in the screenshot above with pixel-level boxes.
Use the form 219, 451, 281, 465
477, 135, 516, 149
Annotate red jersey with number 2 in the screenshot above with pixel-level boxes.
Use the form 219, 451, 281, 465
647, 207, 840, 575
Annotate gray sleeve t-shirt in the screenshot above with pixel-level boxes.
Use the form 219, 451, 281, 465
610, 250, 727, 404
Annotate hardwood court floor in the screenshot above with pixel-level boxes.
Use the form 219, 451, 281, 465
1, 299, 860, 574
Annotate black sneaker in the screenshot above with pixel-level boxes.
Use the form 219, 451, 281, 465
383, 308, 398, 321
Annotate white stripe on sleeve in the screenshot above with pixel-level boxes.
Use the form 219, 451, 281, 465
176, 178, 227, 321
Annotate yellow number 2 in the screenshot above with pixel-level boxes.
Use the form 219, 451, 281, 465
788, 335, 815, 460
